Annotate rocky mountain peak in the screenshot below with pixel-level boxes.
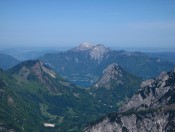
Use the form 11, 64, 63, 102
89, 44, 110, 61
31, 60, 57, 79
103, 63, 120, 74
156, 71, 169, 81
119, 68, 175, 112
8, 60, 60, 93
71, 43, 110, 61
9, 60, 57, 81
72, 42, 94, 51
94, 63, 123, 89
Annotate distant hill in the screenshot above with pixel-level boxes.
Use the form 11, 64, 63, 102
0, 53, 20, 70
39, 43, 175, 87
146, 52, 175, 63
0, 48, 61, 61
9, 50, 59, 61
89, 63, 142, 109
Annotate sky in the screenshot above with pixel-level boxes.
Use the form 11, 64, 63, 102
0, 0, 175, 49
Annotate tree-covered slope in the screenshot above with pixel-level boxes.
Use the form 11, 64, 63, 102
6, 60, 118, 131
0, 68, 44, 131
6, 60, 95, 131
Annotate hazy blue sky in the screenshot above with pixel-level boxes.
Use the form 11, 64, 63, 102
0, 0, 175, 48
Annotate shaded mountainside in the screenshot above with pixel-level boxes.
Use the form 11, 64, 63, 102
0, 68, 44, 131
7, 60, 70, 93
0, 53, 20, 70
7, 60, 100, 131
39, 43, 174, 87
88, 63, 142, 110
85, 68, 175, 132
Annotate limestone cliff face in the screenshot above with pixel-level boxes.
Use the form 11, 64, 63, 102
119, 69, 175, 112
72, 43, 110, 61
85, 110, 175, 132
72, 42, 94, 51
89, 44, 110, 61
94, 63, 123, 89
85, 68, 175, 132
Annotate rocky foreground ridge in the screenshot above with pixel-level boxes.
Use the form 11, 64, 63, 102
85, 68, 175, 132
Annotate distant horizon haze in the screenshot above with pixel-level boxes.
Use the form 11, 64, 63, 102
1, 43, 175, 52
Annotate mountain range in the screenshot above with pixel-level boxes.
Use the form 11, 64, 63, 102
0, 44, 175, 131
39, 43, 174, 87
146, 52, 175, 63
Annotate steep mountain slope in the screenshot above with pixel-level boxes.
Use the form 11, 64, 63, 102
85, 68, 175, 132
89, 63, 142, 110
0, 53, 20, 70
0, 68, 44, 131
119, 69, 175, 112
7, 60, 97, 131
39, 43, 174, 87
